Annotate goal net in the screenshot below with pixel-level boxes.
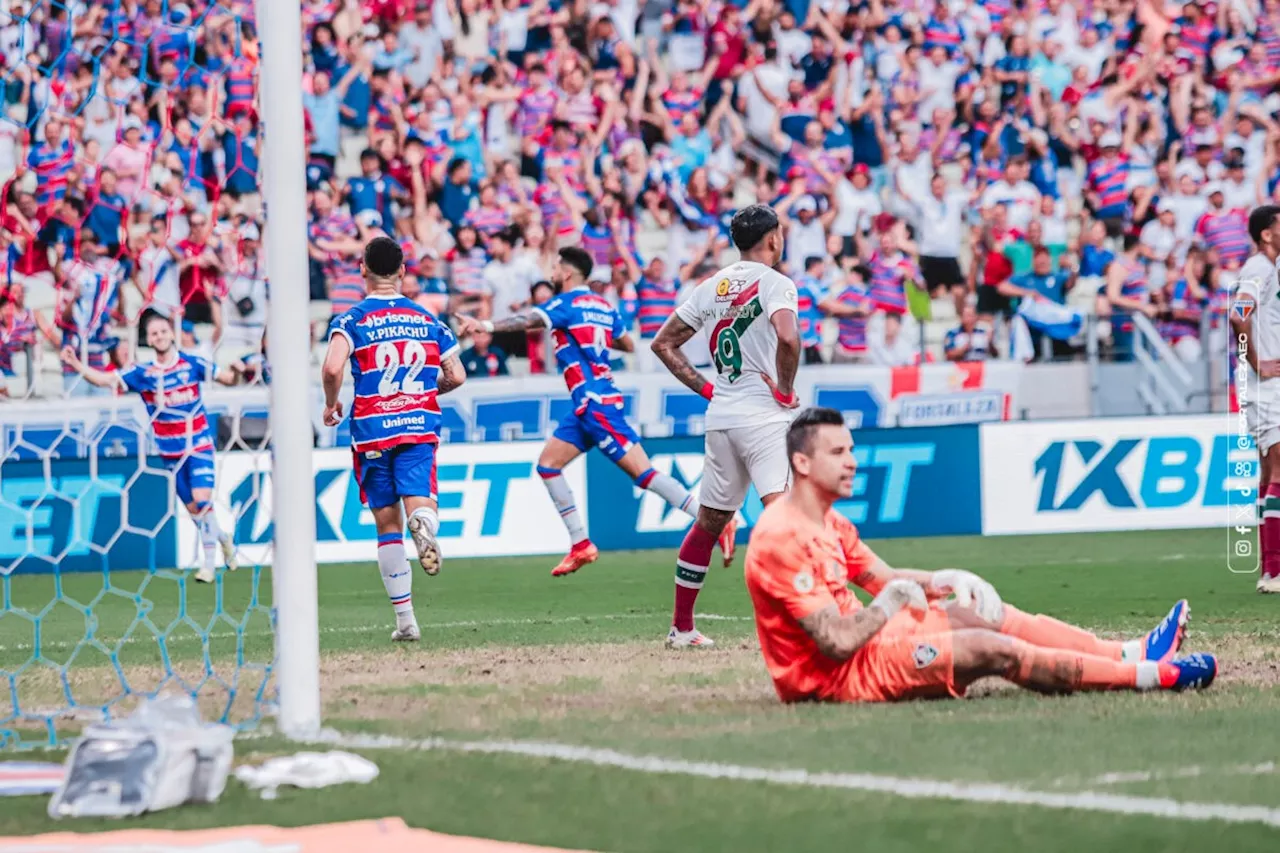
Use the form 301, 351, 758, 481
0, 0, 314, 749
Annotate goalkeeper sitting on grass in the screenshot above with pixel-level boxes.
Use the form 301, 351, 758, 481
743, 407, 1217, 704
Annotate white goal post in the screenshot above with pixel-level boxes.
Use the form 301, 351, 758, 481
257, 0, 321, 738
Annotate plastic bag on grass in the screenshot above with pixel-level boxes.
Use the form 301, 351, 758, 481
48, 695, 234, 819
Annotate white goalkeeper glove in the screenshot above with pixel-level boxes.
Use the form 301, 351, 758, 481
868, 579, 928, 620
931, 569, 1004, 624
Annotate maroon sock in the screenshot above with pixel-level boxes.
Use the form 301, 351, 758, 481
1265, 483, 1280, 579
673, 524, 718, 632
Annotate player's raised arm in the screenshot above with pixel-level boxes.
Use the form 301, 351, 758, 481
650, 313, 714, 399
59, 346, 124, 390
321, 326, 353, 427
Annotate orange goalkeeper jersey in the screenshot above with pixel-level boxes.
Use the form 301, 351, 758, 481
743, 498, 879, 702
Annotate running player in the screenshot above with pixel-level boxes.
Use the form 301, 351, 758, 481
1231, 205, 1280, 593
61, 314, 237, 584
745, 407, 1214, 704
649, 204, 802, 648
322, 236, 467, 642
455, 247, 704, 577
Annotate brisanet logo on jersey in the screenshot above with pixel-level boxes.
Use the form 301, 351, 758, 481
1228, 291, 1260, 574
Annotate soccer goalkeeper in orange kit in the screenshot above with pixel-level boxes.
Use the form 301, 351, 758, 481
743, 408, 1217, 703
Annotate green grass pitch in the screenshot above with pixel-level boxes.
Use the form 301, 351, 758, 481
1, 527, 1279, 851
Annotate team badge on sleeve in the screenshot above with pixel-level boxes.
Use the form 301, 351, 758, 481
793, 572, 815, 594
913, 643, 940, 669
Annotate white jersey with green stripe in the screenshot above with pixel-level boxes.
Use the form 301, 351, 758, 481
1236, 252, 1280, 364
675, 260, 799, 431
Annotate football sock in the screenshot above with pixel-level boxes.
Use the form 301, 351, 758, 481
1005, 639, 1153, 692
376, 532, 415, 620
999, 606, 1125, 661
194, 501, 220, 567
409, 506, 440, 538
1264, 482, 1280, 579
634, 468, 699, 517
673, 523, 717, 632
538, 465, 589, 545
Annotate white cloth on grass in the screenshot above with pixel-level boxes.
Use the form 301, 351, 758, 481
234, 750, 379, 800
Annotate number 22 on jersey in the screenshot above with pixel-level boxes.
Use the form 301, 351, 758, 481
375, 340, 428, 396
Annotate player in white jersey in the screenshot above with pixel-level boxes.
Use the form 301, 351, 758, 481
650, 205, 802, 647
1231, 205, 1280, 593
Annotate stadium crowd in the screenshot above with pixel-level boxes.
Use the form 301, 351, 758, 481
0, 0, 1273, 397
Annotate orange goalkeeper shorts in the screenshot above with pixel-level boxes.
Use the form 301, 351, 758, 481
834, 604, 964, 703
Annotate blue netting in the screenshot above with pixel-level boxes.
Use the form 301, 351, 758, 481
0, 0, 275, 749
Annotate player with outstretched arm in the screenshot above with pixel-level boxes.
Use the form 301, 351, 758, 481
648, 204, 802, 648
744, 407, 1214, 704
62, 314, 238, 584
456, 247, 706, 577
322, 236, 467, 642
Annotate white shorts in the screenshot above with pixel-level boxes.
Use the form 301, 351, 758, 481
1247, 386, 1280, 455
699, 421, 791, 511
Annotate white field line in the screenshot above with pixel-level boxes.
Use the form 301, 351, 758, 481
0, 613, 752, 654
298, 729, 1280, 829
1074, 762, 1279, 787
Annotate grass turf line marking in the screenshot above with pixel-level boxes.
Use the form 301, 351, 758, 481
1083, 763, 1279, 787
305, 730, 1280, 829
0, 613, 752, 653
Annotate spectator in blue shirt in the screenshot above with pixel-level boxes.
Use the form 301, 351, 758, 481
373, 30, 416, 73
945, 303, 996, 362
346, 149, 405, 226
85, 168, 126, 256
302, 57, 368, 168
461, 328, 510, 377
437, 158, 477, 228
1010, 247, 1073, 306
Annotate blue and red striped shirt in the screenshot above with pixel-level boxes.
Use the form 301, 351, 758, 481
330, 295, 461, 453
1087, 156, 1130, 219
636, 275, 678, 338
1196, 209, 1250, 268
28, 141, 75, 209
533, 287, 628, 414
834, 284, 872, 354
868, 251, 917, 315
120, 353, 217, 459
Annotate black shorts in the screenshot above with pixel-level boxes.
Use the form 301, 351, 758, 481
1100, 217, 1126, 239
919, 255, 964, 291
976, 285, 1011, 317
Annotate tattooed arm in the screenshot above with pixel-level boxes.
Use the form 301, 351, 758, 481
650, 313, 714, 398
797, 579, 927, 661
797, 604, 888, 661
456, 310, 547, 336
438, 355, 467, 394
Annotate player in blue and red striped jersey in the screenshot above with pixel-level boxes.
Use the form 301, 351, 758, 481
457, 247, 702, 577
322, 237, 467, 642
61, 314, 239, 584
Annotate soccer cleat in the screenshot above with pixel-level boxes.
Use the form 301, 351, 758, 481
1257, 574, 1280, 594
1157, 653, 1217, 691
194, 565, 215, 584
408, 514, 442, 576
718, 516, 739, 568
666, 626, 715, 648
220, 535, 238, 573
551, 540, 598, 577
1142, 599, 1189, 661
391, 623, 421, 642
